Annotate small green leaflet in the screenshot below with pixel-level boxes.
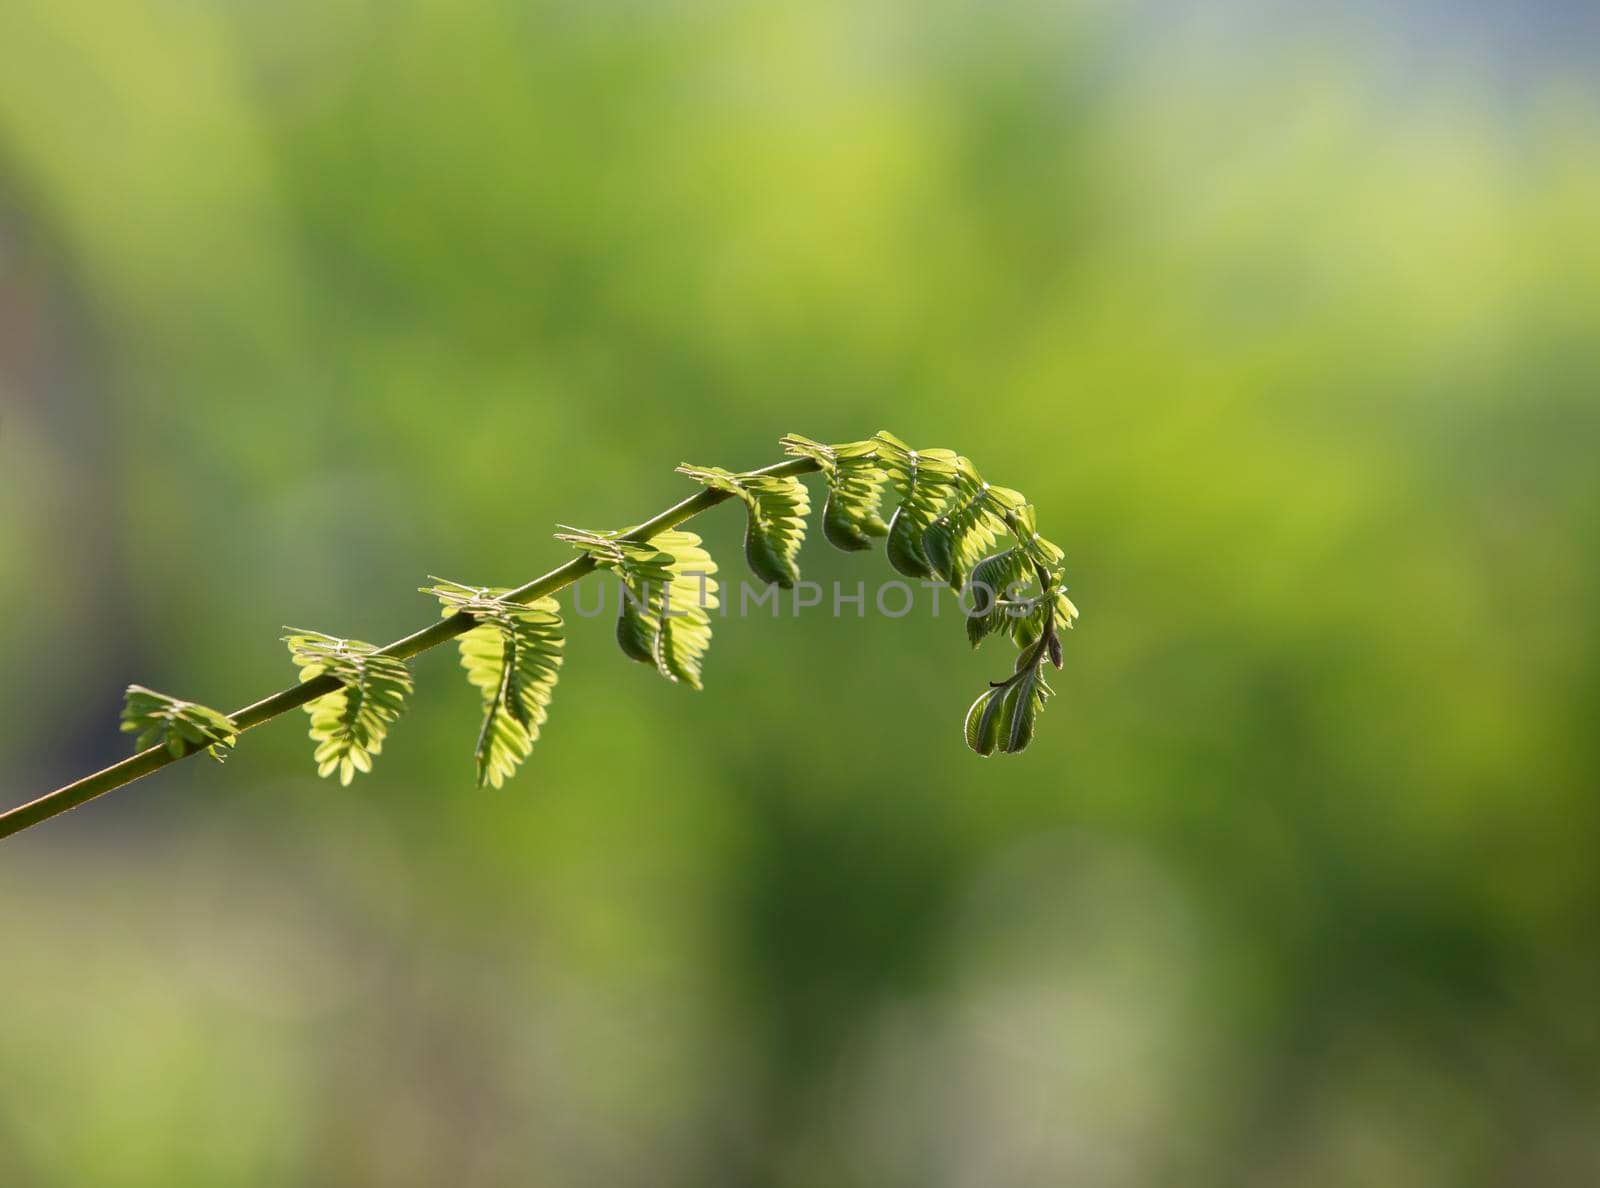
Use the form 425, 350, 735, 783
121, 685, 237, 762
283, 630, 414, 785
423, 579, 564, 789
676, 464, 810, 588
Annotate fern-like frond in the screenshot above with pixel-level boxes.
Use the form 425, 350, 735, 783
283, 630, 413, 785
964, 663, 1053, 757
743, 475, 809, 587
650, 531, 719, 688
557, 527, 665, 665
120, 685, 237, 762
423, 579, 564, 789
962, 542, 1073, 758
780, 434, 889, 551
1003, 502, 1065, 572
1007, 583, 1079, 651
922, 478, 1029, 591
872, 431, 969, 579
965, 547, 1035, 648
613, 547, 674, 666
676, 465, 810, 588
559, 527, 720, 689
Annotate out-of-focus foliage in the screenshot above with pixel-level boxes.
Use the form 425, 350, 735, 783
2, 0, 1599, 1185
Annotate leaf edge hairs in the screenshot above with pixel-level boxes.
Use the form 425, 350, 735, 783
1, 432, 1077, 841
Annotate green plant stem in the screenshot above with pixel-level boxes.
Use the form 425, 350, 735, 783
0, 456, 820, 842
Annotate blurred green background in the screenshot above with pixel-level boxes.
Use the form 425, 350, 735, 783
2, 1, 1598, 1184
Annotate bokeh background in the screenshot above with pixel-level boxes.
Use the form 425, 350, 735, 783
3, 1, 1598, 1184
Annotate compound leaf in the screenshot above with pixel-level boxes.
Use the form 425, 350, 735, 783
1005, 503, 1065, 571
781, 433, 889, 551
872, 431, 967, 579
120, 685, 237, 762
923, 480, 1028, 591
283, 630, 414, 785
677, 465, 809, 588
560, 527, 720, 689
965, 548, 1035, 648
424, 580, 564, 789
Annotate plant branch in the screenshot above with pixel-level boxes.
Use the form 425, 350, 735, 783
0, 456, 820, 842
